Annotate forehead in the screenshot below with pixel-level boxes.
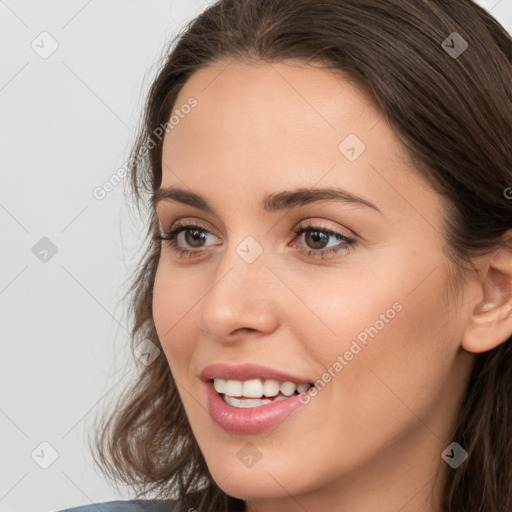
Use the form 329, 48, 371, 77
166, 59, 383, 156
160, 59, 444, 227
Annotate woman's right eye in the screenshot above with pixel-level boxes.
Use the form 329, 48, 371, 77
155, 223, 220, 258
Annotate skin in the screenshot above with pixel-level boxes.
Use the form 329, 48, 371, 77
152, 59, 512, 512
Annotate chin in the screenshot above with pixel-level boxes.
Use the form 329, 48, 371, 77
212, 471, 300, 501
204, 452, 323, 502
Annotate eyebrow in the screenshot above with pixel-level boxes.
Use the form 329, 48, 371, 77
152, 186, 382, 215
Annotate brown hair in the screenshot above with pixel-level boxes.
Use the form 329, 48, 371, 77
92, 1, 512, 511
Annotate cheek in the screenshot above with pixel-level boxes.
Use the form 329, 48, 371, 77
281, 263, 402, 367
152, 263, 199, 369
297, 253, 455, 411
322, 261, 455, 427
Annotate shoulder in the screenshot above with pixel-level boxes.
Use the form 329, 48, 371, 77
56, 499, 182, 512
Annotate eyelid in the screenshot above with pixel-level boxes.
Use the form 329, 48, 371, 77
158, 216, 358, 246
160, 214, 353, 235
294, 218, 355, 237
160, 217, 221, 238
156, 205, 227, 236
157, 216, 359, 262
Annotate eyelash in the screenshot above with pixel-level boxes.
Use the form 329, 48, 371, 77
154, 220, 357, 260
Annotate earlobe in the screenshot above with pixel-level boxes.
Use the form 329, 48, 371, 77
461, 238, 512, 354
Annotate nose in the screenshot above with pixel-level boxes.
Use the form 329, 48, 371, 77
199, 240, 280, 344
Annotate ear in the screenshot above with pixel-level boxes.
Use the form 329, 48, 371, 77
462, 235, 512, 354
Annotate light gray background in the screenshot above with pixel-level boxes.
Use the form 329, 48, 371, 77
1, 1, 511, 511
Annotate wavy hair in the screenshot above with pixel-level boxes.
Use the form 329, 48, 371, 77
92, 1, 512, 511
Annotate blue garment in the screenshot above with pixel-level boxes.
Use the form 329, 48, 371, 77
56, 500, 181, 512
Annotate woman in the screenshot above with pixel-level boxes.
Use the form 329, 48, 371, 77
60, 0, 512, 511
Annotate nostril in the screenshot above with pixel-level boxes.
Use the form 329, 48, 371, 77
231, 327, 256, 335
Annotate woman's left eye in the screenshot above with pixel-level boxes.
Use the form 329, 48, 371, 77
154, 221, 357, 259
291, 222, 357, 258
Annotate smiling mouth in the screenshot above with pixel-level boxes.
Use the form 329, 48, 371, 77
211, 377, 313, 408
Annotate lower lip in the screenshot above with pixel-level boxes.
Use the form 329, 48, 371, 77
204, 380, 309, 434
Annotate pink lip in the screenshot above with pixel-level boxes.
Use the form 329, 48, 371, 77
203, 380, 309, 434
200, 363, 314, 433
200, 362, 312, 384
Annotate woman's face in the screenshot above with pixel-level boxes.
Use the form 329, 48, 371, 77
153, 59, 477, 511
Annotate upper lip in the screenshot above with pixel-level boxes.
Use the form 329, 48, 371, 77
200, 363, 313, 384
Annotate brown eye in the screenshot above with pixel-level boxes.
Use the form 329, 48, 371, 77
303, 230, 330, 250
292, 222, 357, 259
155, 222, 221, 258
183, 228, 209, 248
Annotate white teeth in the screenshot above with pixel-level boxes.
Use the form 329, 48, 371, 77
224, 395, 290, 408
224, 379, 243, 397
242, 379, 264, 398
213, 377, 311, 399
224, 396, 273, 408
297, 383, 310, 393
262, 379, 280, 397
213, 378, 225, 394
280, 381, 296, 396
